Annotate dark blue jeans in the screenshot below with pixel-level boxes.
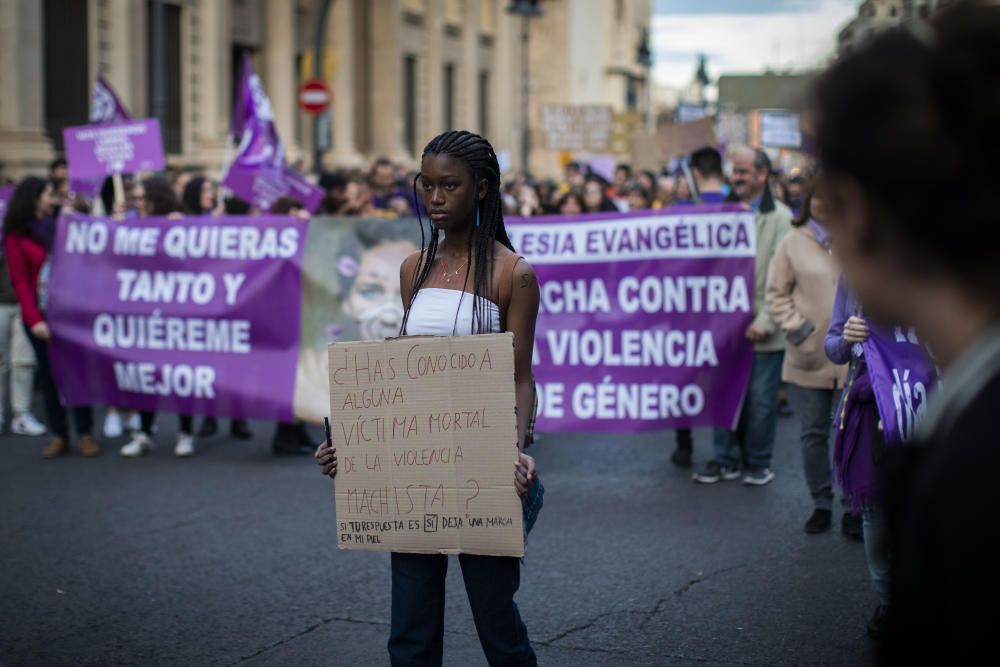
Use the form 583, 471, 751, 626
389, 553, 536, 667
713, 350, 784, 468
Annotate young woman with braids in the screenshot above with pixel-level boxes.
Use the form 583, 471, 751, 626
315, 130, 541, 666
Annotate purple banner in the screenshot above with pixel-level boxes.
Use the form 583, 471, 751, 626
46, 213, 307, 420
63, 119, 166, 181
507, 205, 756, 432
863, 325, 939, 444
223, 163, 324, 213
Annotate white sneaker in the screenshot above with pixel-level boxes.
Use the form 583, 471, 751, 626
174, 434, 195, 457
104, 411, 123, 438
125, 411, 141, 432
120, 432, 153, 457
12, 413, 47, 436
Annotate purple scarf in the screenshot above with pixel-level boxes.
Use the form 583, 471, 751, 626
833, 361, 880, 512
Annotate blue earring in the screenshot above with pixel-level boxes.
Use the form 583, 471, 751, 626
475, 207, 480, 228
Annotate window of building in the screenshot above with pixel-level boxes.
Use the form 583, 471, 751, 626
404, 56, 417, 156
479, 0, 496, 36
616, 0, 625, 23
478, 70, 489, 136
147, 0, 183, 154
444, 63, 455, 131
445, 0, 464, 27
626, 77, 638, 110
43, 0, 90, 151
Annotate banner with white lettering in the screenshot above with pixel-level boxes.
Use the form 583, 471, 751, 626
862, 325, 939, 444
47, 213, 306, 420
507, 206, 756, 432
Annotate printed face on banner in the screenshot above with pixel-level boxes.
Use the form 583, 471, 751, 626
294, 218, 422, 423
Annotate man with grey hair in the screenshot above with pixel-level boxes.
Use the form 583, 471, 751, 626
693, 147, 792, 486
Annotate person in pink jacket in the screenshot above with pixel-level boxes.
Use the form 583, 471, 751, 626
766, 177, 849, 534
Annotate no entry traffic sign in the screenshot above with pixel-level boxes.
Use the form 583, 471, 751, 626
298, 79, 332, 115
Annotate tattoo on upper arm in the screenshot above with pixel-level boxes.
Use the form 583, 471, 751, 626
519, 272, 537, 289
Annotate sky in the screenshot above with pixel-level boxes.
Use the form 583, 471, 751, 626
651, 0, 858, 90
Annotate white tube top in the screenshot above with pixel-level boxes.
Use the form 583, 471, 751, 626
405, 288, 501, 336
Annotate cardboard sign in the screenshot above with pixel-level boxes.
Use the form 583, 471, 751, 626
63, 119, 166, 180
655, 116, 717, 161
329, 333, 524, 557
539, 105, 613, 152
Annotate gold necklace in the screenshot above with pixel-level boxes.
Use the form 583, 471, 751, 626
439, 257, 469, 285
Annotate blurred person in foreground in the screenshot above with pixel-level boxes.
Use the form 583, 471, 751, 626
3, 177, 100, 457
813, 2, 1000, 662
693, 147, 792, 486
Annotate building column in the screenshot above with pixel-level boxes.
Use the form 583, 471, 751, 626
420, 0, 444, 148
91, 0, 142, 115
328, 0, 364, 168
461, 0, 480, 132
493, 4, 521, 173
369, 0, 409, 162
0, 0, 54, 177
264, 0, 299, 162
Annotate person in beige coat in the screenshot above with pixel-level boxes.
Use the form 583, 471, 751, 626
766, 179, 848, 534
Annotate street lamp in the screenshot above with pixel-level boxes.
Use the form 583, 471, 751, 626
636, 27, 653, 132
508, 0, 543, 175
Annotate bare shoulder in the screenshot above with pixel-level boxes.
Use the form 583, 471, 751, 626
400, 249, 426, 277
511, 257, 538, 291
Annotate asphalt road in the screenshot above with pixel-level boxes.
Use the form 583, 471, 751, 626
1, 411, 878, 666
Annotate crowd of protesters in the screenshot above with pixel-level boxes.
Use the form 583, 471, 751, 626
0, 115, 941, 650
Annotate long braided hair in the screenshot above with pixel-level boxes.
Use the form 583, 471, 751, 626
400, 130, 514, 336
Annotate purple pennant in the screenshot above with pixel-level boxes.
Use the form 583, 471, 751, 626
223, 55, 324, 212
90, 74, 132, 124
862, 325, 939, 444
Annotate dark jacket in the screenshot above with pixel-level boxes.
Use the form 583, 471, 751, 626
880, 327, 1000, 665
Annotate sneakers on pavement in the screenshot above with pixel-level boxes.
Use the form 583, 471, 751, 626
174, 433, 195, 457
743, 466, 775, 486
12, 413, 46, 436
197, 416, 218, 438
104, 411, 124, 438
125, 411, 141, 433
804, 508, 833, 534
41, 437, 70, 459
692, 460, 742, 484
120, 432, 152, 457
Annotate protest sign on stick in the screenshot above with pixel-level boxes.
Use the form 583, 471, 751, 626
329, 333, 524, 557
63, 119, 166, 182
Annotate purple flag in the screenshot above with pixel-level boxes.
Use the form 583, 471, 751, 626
507, 205, 756, 432
862, 325, 939, 444
46, 213, 307, 420
223, 55, 323, 211
63, 118, 166, 181
68, 75, 135, 196
90, 74, 131, 124
0, 185, 14, 249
